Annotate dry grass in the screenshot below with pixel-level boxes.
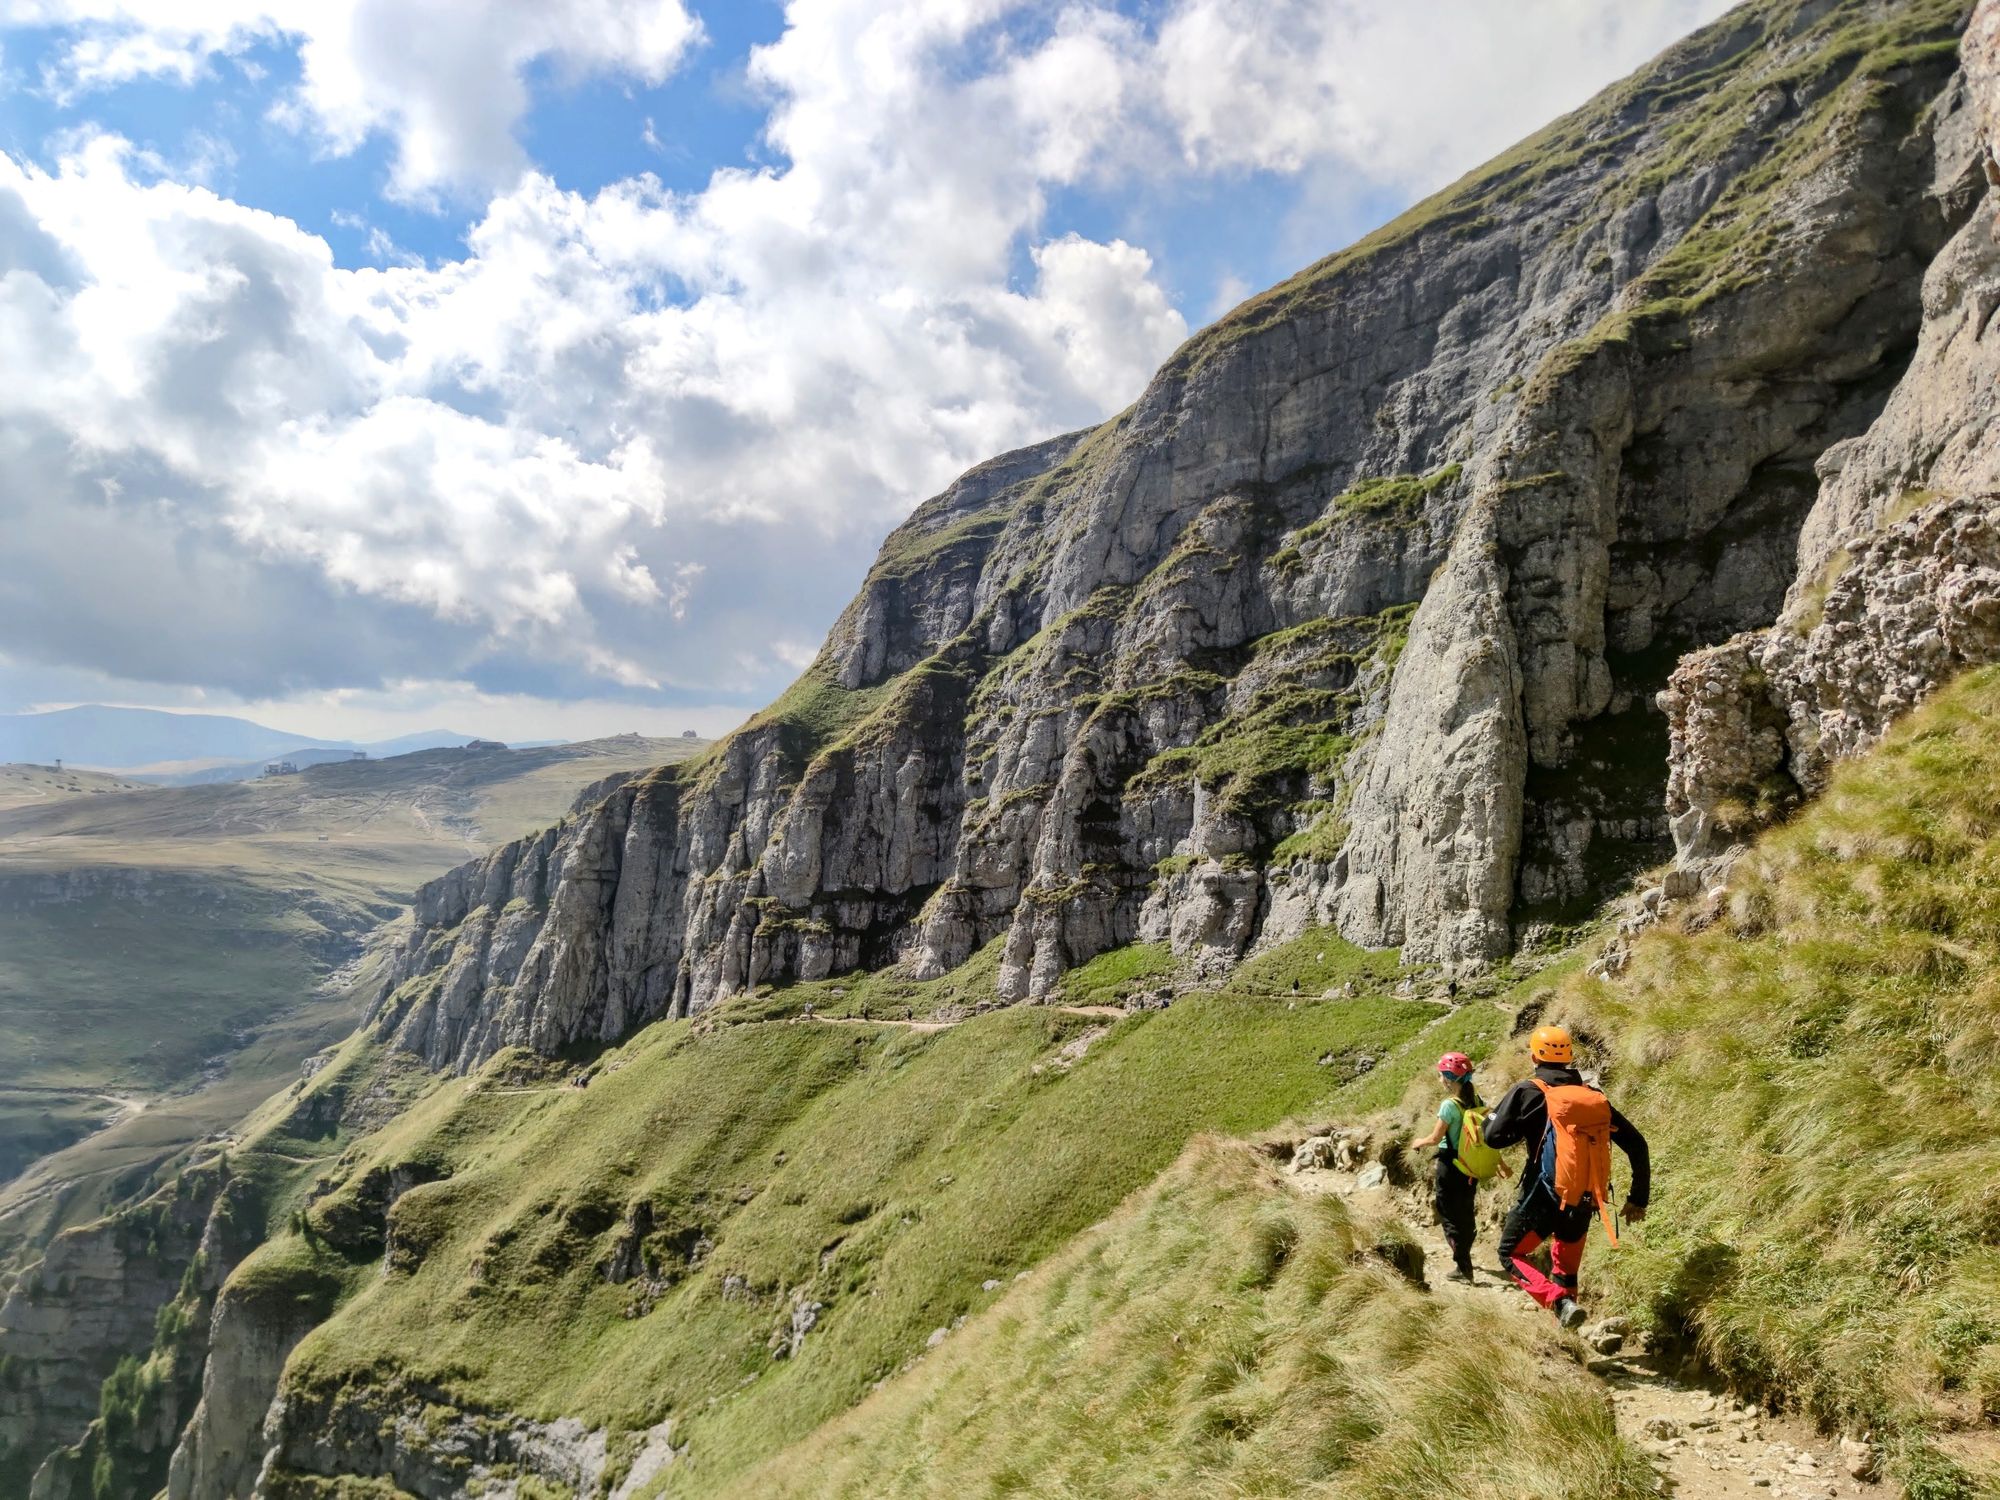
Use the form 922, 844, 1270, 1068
723, 1136, 1652, 1500
1546, 667, 2000, 1497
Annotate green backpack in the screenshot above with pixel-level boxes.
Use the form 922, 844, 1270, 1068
1452, 1103, 1504, 1181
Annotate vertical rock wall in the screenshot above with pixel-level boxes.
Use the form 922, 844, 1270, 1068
1665, 27, 2000, 856
364, 2, 1977, 1076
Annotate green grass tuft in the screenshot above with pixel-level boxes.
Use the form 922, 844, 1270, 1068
1055, 943, 1180, 1006
262, 990, 1443, 1494
1545, 667, 2000, 1490
1223, 926, 1407, 999
723, 1137, 1655, 1500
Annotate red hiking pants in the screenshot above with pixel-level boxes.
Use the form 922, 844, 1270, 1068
1497, 1186, 1592, 1309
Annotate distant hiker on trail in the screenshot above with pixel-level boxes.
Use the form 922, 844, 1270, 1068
1410, 1051, 1509, 1283
1483, 1025, 1650, 1329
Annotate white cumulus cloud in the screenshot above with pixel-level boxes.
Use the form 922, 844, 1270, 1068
0, 0, 1739, 727
18, 0, 705, 199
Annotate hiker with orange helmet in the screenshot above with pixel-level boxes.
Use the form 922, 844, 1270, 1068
1482, 1025, 1650, 1329
1410, 1051, 1510, 1283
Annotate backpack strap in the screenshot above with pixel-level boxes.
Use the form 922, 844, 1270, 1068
1438, 1098, 1464, 1161
1530, 1080, 1557, 1189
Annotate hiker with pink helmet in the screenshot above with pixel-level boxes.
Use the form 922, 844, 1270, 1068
1410, 1050, 1510, 1282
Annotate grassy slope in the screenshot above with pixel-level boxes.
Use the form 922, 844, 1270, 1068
1535, 669, 2000, 1496
727, 1137, 1650, 1500
265, 986, 1447, 1494
172, 668, 2000, 1498
0, 737, 704, 1258
683, 667, 2000, 1500
0, 765, 151, 812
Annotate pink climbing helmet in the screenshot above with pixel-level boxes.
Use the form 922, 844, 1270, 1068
1437, 1051, 1473, 1079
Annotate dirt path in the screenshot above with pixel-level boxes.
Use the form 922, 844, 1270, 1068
792, 1013, 957, 1033
721, 1004, 1137, 1037
1294, 1160, 1884, 1500
468, 1006, 1142, 1097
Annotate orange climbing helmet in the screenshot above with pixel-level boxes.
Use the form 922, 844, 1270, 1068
1529, 1025, 1574, 1065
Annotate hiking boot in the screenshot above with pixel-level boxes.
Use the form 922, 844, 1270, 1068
1443, 1267, 1473, 1285
1554, 1296, 1587, 1330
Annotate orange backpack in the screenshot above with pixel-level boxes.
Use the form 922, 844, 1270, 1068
1532, 1080, 1620, 1246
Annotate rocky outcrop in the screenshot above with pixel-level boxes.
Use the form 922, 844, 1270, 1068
0, 1167, 223, 1490
367, 0, 1980, 1076
254, 1377, 675, 1499
1666, 495, 2000, 856
1666, 15, 2000, 858
164, 1280, 320, 1500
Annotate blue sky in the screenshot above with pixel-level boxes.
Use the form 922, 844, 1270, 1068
0, 0, 1731, 744
0, 7, 770, 267
0, 2, 1367, 320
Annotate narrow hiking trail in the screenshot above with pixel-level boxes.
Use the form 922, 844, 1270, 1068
461, 1005, 1136, 1096
1293, 1158, 1886, 1500
721, 1002, 1132, 1035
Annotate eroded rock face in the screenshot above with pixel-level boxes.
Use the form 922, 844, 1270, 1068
367, 1, 1978, 1075
253, 1378, 675, 1500
1666, 14, 2000, 859
1660, 634, 1798, 856
1667, 493, 2000, 854
165, 1285, 320, 1500
0, 1173, 221, 1488
1335, 500, 1524, 961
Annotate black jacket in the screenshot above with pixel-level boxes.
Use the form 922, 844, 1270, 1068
1483, 1063, 1651, 1208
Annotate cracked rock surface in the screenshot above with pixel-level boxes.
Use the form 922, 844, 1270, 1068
367, 2, 1982, 1078
1667, 20, 2000, 859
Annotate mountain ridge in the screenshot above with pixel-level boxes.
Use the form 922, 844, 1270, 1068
0, 706, 478, 778
366, 0, 1980, 1079
8, 2, 2000, 1495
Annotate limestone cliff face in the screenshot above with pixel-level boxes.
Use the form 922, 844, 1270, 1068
251, 1378, 675, 1500
0, 1162, 230, 1495
1666, 15, 2000, 855
369, 0, 1981, 1078
165, 1275, 323, 1500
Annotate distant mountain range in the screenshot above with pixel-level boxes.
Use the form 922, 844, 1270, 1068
0, 705, 482, 783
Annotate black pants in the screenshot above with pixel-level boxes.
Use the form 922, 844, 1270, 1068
1433, 1156, 1476, 1274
